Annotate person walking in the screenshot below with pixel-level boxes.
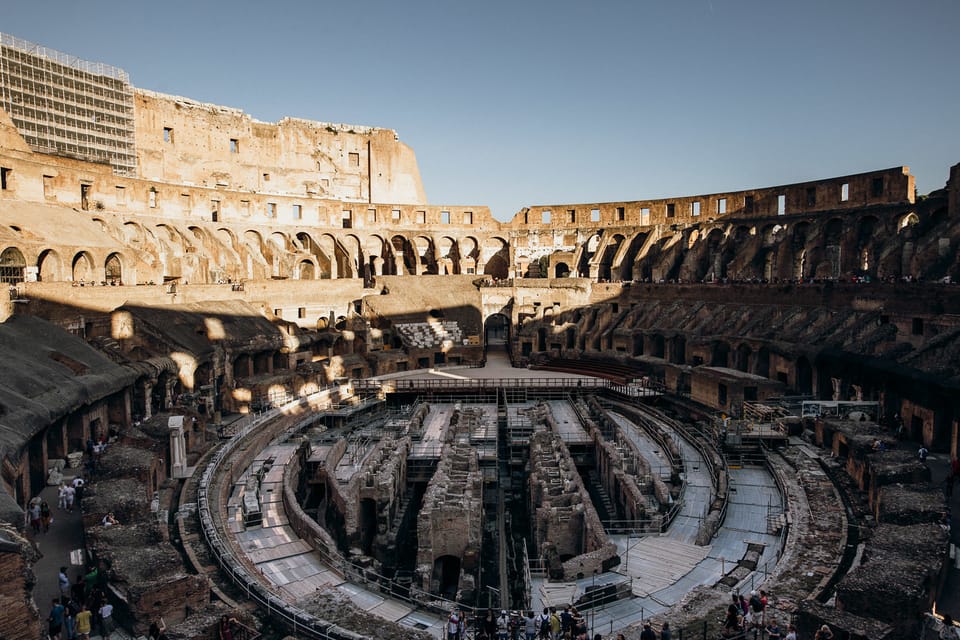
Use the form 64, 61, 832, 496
58, 566, 71, 599
75, 604, 92, 640
40, 500, 53, 532
47, 598, 66, 640
29, 500, 42, 534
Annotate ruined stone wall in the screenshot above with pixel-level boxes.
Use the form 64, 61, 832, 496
415, 441, 482, 594
506, 166, 914, 232
133, 89, 426, 205
0, 525, 42, 640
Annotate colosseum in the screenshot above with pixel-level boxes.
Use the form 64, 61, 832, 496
1, 32, 959, 640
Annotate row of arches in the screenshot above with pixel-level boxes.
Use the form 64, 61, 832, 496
1, 246, 125, 284
4, 222, 515, 285
540, 210, 922, 283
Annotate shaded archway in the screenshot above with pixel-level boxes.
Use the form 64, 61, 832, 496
105, 253, 123, 285
555, 262, 570, 278
71, 251, 96, 283
37, 248, 62, 282
432, 555, 461, 600
485, 313, 510, 348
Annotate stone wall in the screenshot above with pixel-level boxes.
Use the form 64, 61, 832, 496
0, 525, 42, 640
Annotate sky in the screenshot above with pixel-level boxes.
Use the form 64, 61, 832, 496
3, 0, 958, 221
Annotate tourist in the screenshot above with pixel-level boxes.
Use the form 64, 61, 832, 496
64, 482, 76, 511
99, 601, 114, 637
40, 499, 53, 532
496, 609, 510, 640
660, 621, 671, 640
63, 600, 76, 640
58, 482, 70, 510
639, 621, 656, 640
218, 615, 237, 640
83, 565, 99, 597
148, 618, 166, 640
784, 623, 797, 640
58, 566, 71, 598
29, 499, 42, 534
536, 608, 551, 639
919, 445, 929, 463
766, 617, 783, 640
72, 476, 85, 507
75, 604, 92, 640
722, 604, 743, 638
815, 624, 834, 640
524, 610, 537, 640
101, 512, 118, 526
48, 598, 66, 640
550, 608, 561, 640
448, 608, 461, 640
71, 574, 85, 605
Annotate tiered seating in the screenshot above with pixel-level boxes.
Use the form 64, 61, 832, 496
396, 320, 466, 348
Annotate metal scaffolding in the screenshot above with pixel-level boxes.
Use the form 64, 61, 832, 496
0, 32, 136, 176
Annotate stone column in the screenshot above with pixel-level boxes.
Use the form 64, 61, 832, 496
168, 416, 188, 478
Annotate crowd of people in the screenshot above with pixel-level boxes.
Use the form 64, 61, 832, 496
444, 605, 673, 640
45, 564, 111, 640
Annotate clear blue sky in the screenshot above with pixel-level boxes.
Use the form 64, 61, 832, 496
4, 0, 958, 220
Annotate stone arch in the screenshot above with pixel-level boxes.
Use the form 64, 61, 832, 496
577, 233, 601, 277
71, 251, 96, 283
703, 228, 725, 281
711, 340, 730, 367
243, 229, 271, 279
555, 262, 570, 278
436, 236, 460, 275
855, 216, 880, 275
791, 221, 811, 280
342, 234, 363, 280
390, 235, 416, 275
459, 236, 479, 274
735, 343, 752, 372
104, 252, 123, 285
364, 234, 390, 277
898, 212, 919, 231
756, 345, 771, 378
413, 235, 437, 275
598, 233, 625, 282
296, 232, 333, 279
0, 246, 26, 284
820, 217, 844, 279
484, 312, 510, 347
123, 221, 147, 245
796, 355, 813, 395
37, 248, 62, 282
649, 334, 665, 359
616, 231, 647, 282
297, 259, 316, 280
482, 237, 509, 280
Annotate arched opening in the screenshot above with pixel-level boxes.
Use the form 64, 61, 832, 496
0, 246, 27, 284
485, 313, 509, 349
359, 497, 377, 555
711, 341, 730, 367
632, 333, 644, 356
597, 234, 624, 282
649, 334, 665, 359
735, 344, 752, 372
796, 356, 813, 395
71, 251, 96, 283
756, 346, 771, 378
37, 249, 62, 282
567, 327, 577, 350
105, 253, 123, 285
669, 335, 686, 364
555, 262, 570, 278
578, 234, 601, 278
298, 260, 315, 280
432, 555, 461, 600
537, 327, 547, 352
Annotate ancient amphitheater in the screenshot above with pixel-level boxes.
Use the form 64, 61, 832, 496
1, 33, 959, 640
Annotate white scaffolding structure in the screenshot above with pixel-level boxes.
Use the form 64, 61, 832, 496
0, 32, 136, 176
